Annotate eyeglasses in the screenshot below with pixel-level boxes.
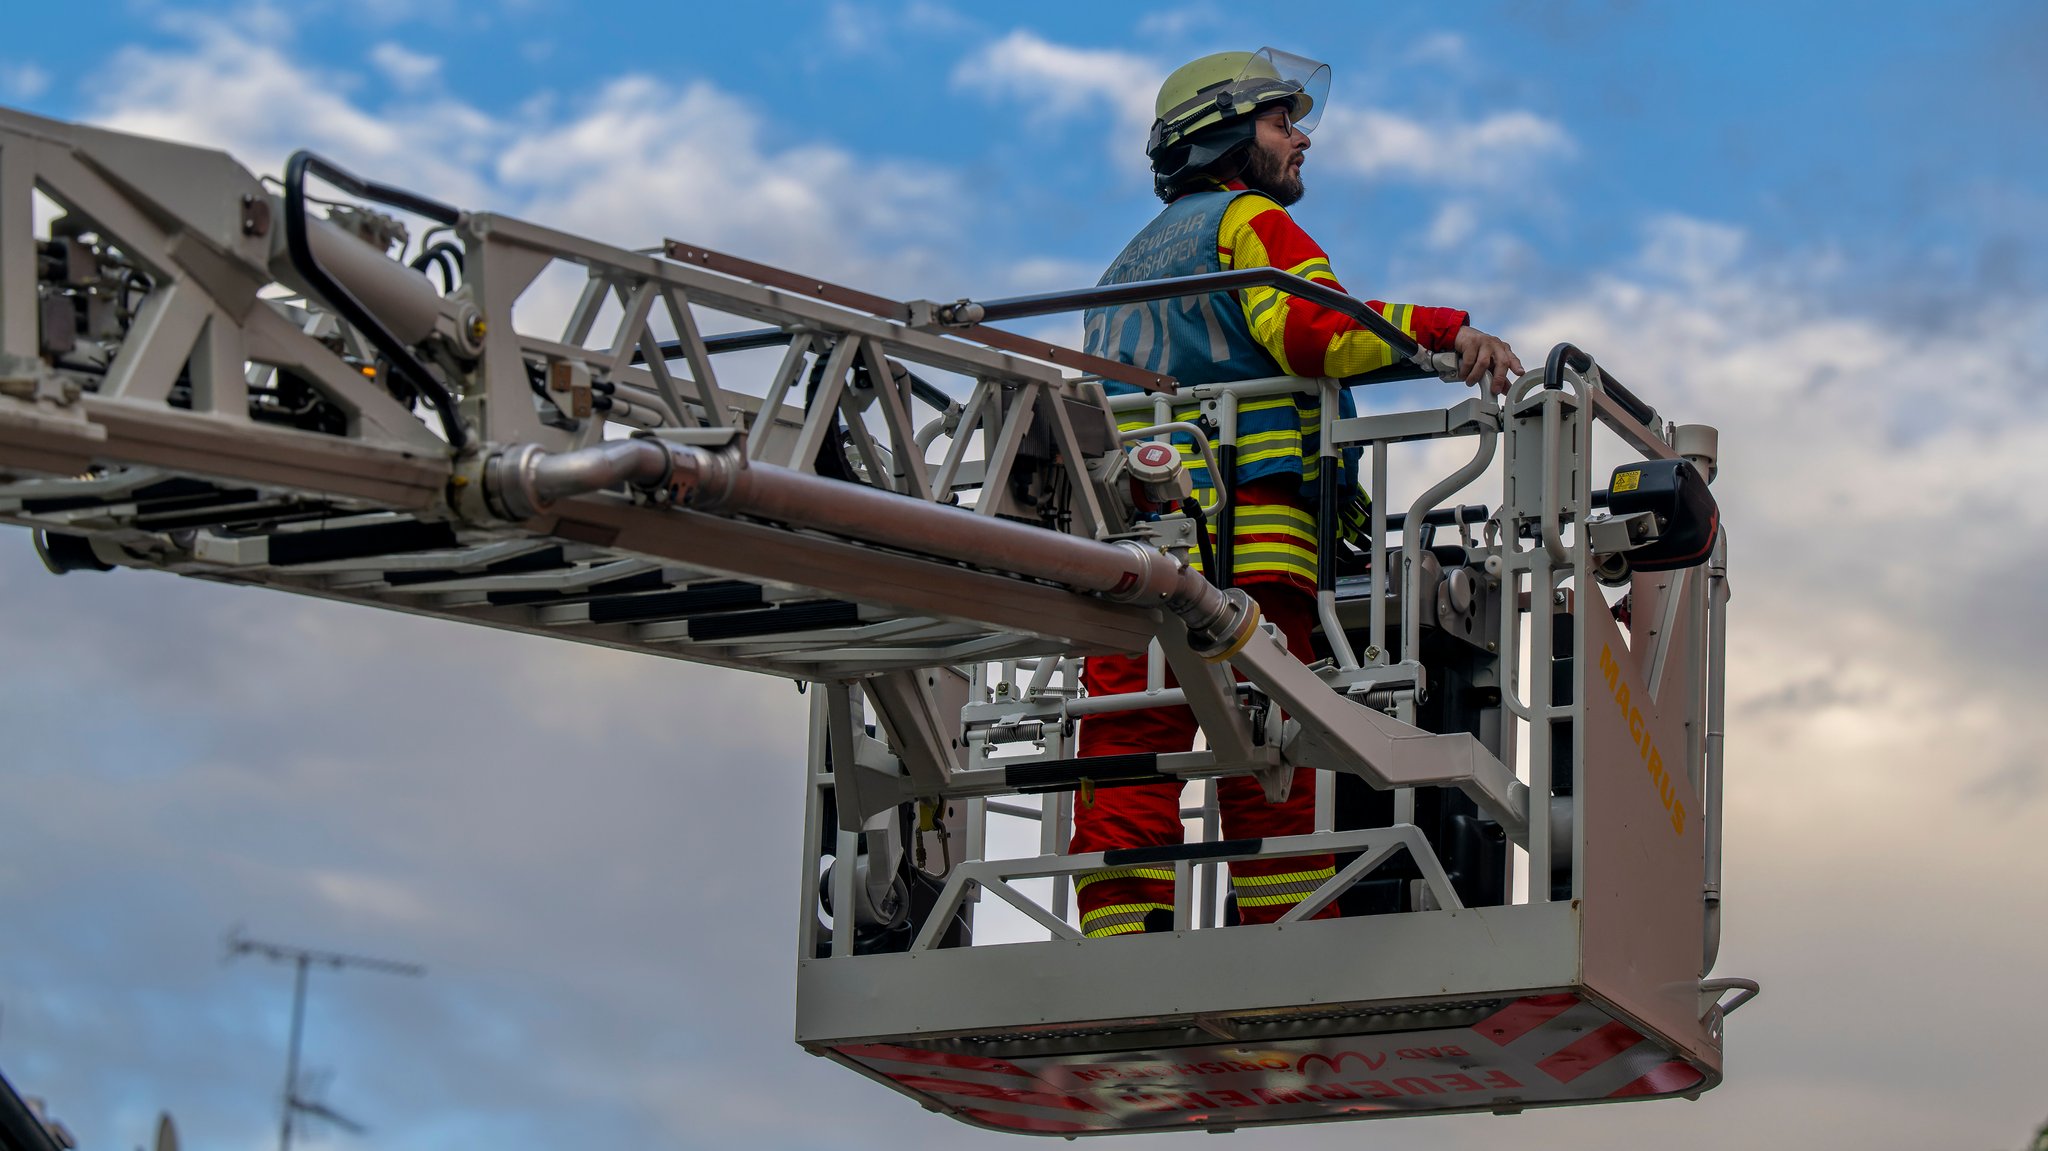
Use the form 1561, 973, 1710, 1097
1257, 108, 1301, 137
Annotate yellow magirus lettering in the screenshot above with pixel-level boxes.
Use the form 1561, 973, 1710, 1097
1600, 644, 1686, 838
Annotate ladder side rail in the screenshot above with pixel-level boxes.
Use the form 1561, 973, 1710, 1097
1702, 528, 1730, 972
797, 691, 832, 962
477, 213, 1076, 388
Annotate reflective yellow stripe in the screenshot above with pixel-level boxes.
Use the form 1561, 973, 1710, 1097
1073, 866, 1175, 894
1229, 513, 1315, 541
1237, 891, 1316, 908
1246, 291, 1284, 329
1239, 396, 1301, 413
1236, 426, 1302, 448
1080, 901, 1173, 938
1232, 867, 1335, 891
1232, 866, 1336, 907
1232, 540, 1315, 562
1235, 866, 1336, 885
1284, 256, 1333, 280
1231, 504, 1315, 525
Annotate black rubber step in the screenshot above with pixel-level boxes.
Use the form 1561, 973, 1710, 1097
1004, 753, 1166, 795
383, 546, 568, 587
266, 519, 459, 565
486, 567, 666, 606
1102, 837, 1263, 867
686, 600, 860, 641
587, 580, 765, 624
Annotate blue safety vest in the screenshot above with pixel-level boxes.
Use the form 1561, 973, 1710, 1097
1082, 190, 1357, 500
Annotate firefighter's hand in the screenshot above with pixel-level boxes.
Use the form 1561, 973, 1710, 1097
1452, 326, 1525, 396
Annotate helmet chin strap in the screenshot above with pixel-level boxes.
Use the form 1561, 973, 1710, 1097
1207, 143, 1254, 186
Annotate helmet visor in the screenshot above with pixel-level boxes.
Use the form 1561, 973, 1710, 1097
1247, 47, 1330, 134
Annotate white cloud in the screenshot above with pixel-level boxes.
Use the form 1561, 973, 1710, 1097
951, 29, 1161, 135
821, 1, 977, 59
368, 41, 442, 90
494, 76, 962, 289
826, 1, 879, 54
1133, 5, 1219, 40
1320, 106, 1575, 186
1513, 213, 2048, 805
1425, 199, 1479, 249
1634, 212, 1747, 283
351, 0, 461, 25
1, 60, 50, 100
93, 16, 497, 207
85, 15, 962, 296
953, 28, 1574, 196
1407, 30, 1471, 68
310, 868, 436, 923
902, 0, 975, 35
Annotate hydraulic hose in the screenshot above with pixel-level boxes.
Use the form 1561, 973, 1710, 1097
1184, 498, 1218, 577
283, 150, 469, 450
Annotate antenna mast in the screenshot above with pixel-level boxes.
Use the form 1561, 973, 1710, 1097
226, 929, 424, 1151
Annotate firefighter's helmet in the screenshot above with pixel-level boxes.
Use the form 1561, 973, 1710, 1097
1146, 47, 1330, 192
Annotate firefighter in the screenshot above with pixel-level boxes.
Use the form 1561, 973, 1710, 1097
1071, 48, 1523, 937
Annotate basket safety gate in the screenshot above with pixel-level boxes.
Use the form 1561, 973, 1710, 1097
0, 105, 1754, 1139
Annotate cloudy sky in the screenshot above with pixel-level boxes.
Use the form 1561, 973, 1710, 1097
3, 1, 2046, 1148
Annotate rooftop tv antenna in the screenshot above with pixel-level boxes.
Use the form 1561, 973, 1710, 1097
225, 928, 423, 1151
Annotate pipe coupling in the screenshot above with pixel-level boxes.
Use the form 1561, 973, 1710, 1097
1096, 541, 1261, 661
1180, 586, 1261, 662
661, 441, 747, 511
482, 438, 684, 521
482, 442, 549, 520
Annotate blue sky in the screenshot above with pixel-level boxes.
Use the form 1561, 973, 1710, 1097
9, 0, 2041, 306
1, 3, 2045, 1150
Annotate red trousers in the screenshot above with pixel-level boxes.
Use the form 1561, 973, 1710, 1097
1068, 580, 1336, 936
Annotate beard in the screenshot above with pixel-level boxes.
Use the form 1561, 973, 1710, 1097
1241, 143, 1305, 206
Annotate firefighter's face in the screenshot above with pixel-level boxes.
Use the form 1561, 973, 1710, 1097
1245, 104, 1309, 206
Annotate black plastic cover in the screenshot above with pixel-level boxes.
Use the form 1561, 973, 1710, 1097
1607, 458, 1718, 572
